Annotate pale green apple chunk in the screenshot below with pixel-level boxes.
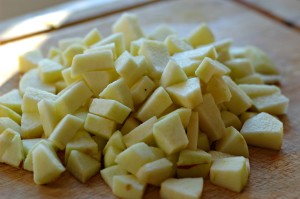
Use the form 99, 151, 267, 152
100, 165, 128, 189
0, 128, 17, 159
225, 58, 254, 79
38, 59, 63, 83
62, 44, 85, 67
197, 132, 210, 151
176, 149, 211, 178
130, 76, 156, 106
240, 112, 283, 150
49, 114, 83, 150
121, 117, 140, 135
153, 114, 188, 155
112, 174, 146, 199
221, 111, 242, 130
92, 33, 125, 57
103, 130, 126, 154
65, 131, 100, 163
252, 93, 289, 115
148, 24, 176, 41
160, 60, 188, 88
136, 158, 174, 186
159, 107, 192, 129
166, 77, 203, 109
123, 116, 157, 147
160, 178, 203, 199
0, 89, 23, 114
0, 117, 21, 134
19, 49, 43, 73
104, 145, 122, 168
67, 150, 101, 183
238, 84, 280, 98
186, 112, 198, 150
187, 22, 214, 47
215, 127, 249, 158
115, 142, 155, 175
195, 93, 225, 142
0, 104, 21, 124
22, 138, 43, 156
210, 156, 248, 192
32, 143, 65, 184
83, 28, 102, 47
164, 35, 193, 55
21, 112, 43, 138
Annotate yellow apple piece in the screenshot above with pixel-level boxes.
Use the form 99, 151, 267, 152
99, 78, 134, 110
84, 113, 116, 139
225, 58, 255, 79
221, 111, 242, 130
71, 50, 113, 76
120, 117, 140, 135
49, 114, 83, 150
83, 28, 102, 47
61, 67, 82, 85
148, 24, 176, 41
38, 59, 63, 83
176, 149, 211, 178
239, 111, 258, 124
65, 131, 99, 163
22, 87, 57, 113
67, 150, 101, 183
160, 107, 192, 129
101, 165, 128, 189
115, 142, 155, 175
138, 40, 170, 78
123, 116, 157, 147
112, 174, 146, 199
0, 128, 24, 168
215, 127, 249, 158
19, 69, 56, 95
210, 156, 248, 192
55, 81, 93, 117
112, 13, 144, 49
150, 147, 166, 160
197, 132, 210, 151
103, 130, 126, 154
160, 178, 203, 199
235, 73, 264, 85
160, 60, 188, 88
240, 112, 283, 150
206, 76, 232, 104
89, 98, 131, 124
166, 77, 202, 109
19, 49, 43, 73
0, 104, 21, 124
58, 37, 83, 51
187, 23, 215, 47
223, 76, 252, 115
92, 33, 125, 57
186, 112, 198, 150
22, 138, 43, 156
195, 57, 230, 83
62, 44, 85, 67
21, 112, 43, 138
195, 93, 226, 141
238, 84, 280, 98
252, 93, 289, 115
104, 145, 122, 168
164, 35, 193, 55
135, 87, 172, 122
130, 76, 156, 106
86, 43, 117, 60
136, 158, 174, 186
153, 114, 188, 155
0, 117, 21, 134
32, 143, 65, 184
0, 89, 23, 114
130, 38, 146, 56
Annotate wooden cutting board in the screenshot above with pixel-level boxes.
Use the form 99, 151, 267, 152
1, 0, 300, 198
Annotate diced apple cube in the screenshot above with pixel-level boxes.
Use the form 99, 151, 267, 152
21, 112, 43, 138
238, 84, 280, 98
206, 76, 232, 104
160, 178, 203, 199
71, 50, 113, 76
89, 98, 131, 124
160, 60, 188, 88
62, 44, 85, 67
235, 74, 264, 85
112, 13, 144, 49
120, 117, 140, 135
49, 114, 83, 150
115, 142, 155, 175
176, 149, 211, 178
83, 28, 102, 46
38, 59, 63, 83
210, 156, 248, 192
225, 58, 255, 79
135, 87, 172, 122
252, 93, 289, 115
104, 145, 122, 168
0, 104, 21, 124
137, 158, 174, 186
112, 174, 146, 199
148, 24, 176, 41
240, 112, 283, 150
0, 89, 23, 114
223, 76, 252, 115
195, 57, 230, 83
187, 23, 214, 47
166, 77, 202, 109
160, 107, 192, 129
101, 165, 128, 189
32, 143, 65, 184
186, 112, 199, 150
130, 76, 156, 106
22, 138, 43, 156
164, 35, 193, 55
153, 114, 188, 155
103, 130, 126, 154
19, 69, 56, 95
58, 37, 83, 51
84, 113, 116, 139
93, 33, 125, 57
215, 127, 249, 158
0, 117, 21, 134
19, 49, 43, 73
61, 67, 82, 85
195, 94, 226, 141
67, 150, 100, 183
239, 112, 258, 124
123, 116, 157, 147
221, 111, 242, 130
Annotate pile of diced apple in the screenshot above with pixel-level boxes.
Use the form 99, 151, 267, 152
0, 13, 289, 198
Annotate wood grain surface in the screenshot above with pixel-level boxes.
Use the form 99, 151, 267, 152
1, 0, 300, 198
